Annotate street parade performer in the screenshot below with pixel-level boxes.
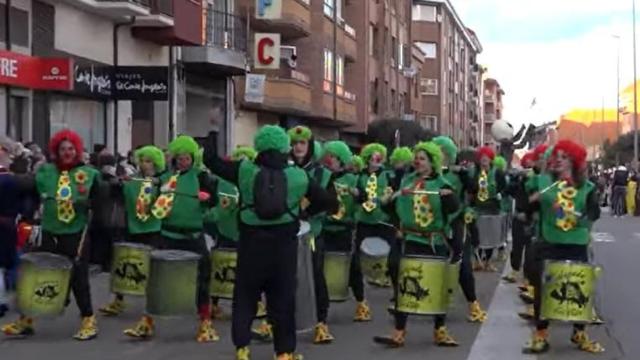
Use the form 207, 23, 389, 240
99, 145, 165, 317
123, 135, 219, 342
523, 139, 604, 354
468, 146, 506, 271
373, 141, 462, 347
353, 142, 396, 321
287, 126, 335, 344
2, 130, 101, 340
203, 125, 337, 360
432, 136, 488, 323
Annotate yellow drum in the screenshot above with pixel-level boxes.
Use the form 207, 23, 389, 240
360, 237, 390, 286
324, 252, 351, 302
111, 242, 152, 296
396, 255, 448, 315
209, 248, 237, 300
16, 252, 72, 317
541, 260, 601, 323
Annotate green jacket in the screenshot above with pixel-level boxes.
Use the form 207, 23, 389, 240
306, 165, 332, 237
123, 177, 162, 235
355, 169, 393, 225
324, 172, 358, 232
208, 177, 240, 242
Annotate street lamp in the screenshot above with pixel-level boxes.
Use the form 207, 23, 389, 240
613, 34, 621, 138
634, 0, 639, 170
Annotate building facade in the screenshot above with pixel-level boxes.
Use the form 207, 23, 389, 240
410, 0, 482, 147
482, 77, 504, 145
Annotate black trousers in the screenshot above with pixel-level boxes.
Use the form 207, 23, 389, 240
510, 217, 532, 272
38, 231, 93, 317
458, 238, 477, 302
311, 234, 329, 323
232, 224, 298, 355
158, 234, 211, 311
211, 236, 238, 307
531, 242, 588, 330
394, 241, 448, 330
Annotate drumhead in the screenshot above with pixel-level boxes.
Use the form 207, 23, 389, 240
298, 221, 311, 236
151, 250, 201, 261
360, 237, 390, 256
401, 254, 447, 262
114, 242, 152, 251
21, 252, 72, 270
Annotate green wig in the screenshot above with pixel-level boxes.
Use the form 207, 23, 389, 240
414, 141, 443, 174
313, 140, 323, 162
169, 135, 200, 158
360, 143, 387, 163
493, 155, 508, 171
231, 146, 257, 161
323, 140, 353, 165
287, 125, 312, 142
255, 125, 291, 154
350, 155, 364, 172
432, 136, 458, 164
135, 145, 166, 172
390, 147, 414, 166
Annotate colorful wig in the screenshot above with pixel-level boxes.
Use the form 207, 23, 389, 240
520, 152, 535, 168
231, 146, 257, 161
135, 145, 166, 172
313, 140, 323, 162
432, 136, 458, 164
350, 155, 364, 172
255, 125, 291, 154
389, 147, 414, 166
48, 129, 84, 163
476, 146, 495, 161
287, 125, 312, 142
323, 140, 353, 165
168, 135, 200, 158
552, 139, 587, 172
360, 143, 388, 163
492, 155, 508, 171
414, 141, 443, 174
532, 144, 548, 161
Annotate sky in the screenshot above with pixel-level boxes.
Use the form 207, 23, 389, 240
453, 0, 635, 129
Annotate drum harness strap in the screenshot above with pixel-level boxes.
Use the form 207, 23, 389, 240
401, 228, 447, 256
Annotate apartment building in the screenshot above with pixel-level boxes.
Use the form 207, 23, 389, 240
411, 0, 482, 147
482, 77, 504, 145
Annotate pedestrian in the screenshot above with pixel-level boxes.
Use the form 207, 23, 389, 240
611, 165, 628, 217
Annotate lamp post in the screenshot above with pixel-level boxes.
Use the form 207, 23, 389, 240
634, 0, 639, 170
613, 34, 621, 138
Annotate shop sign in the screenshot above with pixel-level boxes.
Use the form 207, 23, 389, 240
0, 50, 73, 90
254, 33, 280, 70
73, 65, 169, 100
245, 74, 266, 103
256, 0, 282, 19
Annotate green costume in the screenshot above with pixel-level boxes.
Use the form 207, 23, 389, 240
207, 177, 241, 242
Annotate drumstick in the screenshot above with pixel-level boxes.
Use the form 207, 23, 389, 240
75, 210, 92, 262
218, 192, 239, 199
539, 180, 561, 195
412, 190, 440, 195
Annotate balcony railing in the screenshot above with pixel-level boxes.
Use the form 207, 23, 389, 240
205, 9, 247, 52
149, 0, 172, 15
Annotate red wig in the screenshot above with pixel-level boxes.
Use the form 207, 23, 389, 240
520, 152, 535, 168
552, 139, 587, 172
49, 129, 84, 163
532, 144, 548, 161
476, 146, 495, 161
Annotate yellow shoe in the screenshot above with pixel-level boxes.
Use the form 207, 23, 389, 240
472, 261, 484, 271
275, 353, 303, 360
73, 315, 98, 341
517, 282, 530, 293
99, 298, 126, 317
519, 289, 534, 304
313, 322, 335, 344
484, 262, 498, 272
518, 305, 535, 320
255, 300, 267, 318
467, 301, 488, 323
2, 316, 35, 337
571, 330, 605, 353
353, 301, 372, 322
434, 326, 459, 347
502, 271, 518, 283
123, 316, 155, 339
523, 329, 550, 354
196, 318, 220, 342
373, 329, 406, 348
236, 347, 251, 360
251, 320, 273, 342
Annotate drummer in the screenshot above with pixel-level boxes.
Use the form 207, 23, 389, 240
353, 143, 396, 321
287, 126, 335, 344
468, 146, 506, 271
123, 135, 219, 342
374, 141, 462, 347
3, 130, 101, 340
492, 155, 511, 261
203, 125, 337, 360
99, 145, 165, 317
433, 136, 488, 323
523, 139, 604, 354
346, 155, 364, 175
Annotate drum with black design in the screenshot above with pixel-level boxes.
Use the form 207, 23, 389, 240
541, 260, 601, 323
476, 214, 505, 249
209, 248, 238, 299
396, 255, 448, 315
146, 250, 201, 316
16, 252, 72, 317
324, 251, 352, 302
111, 242, 152, 296
360, 237, 390, 286
296, 221, 317, 332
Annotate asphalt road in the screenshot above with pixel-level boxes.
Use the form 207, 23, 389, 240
0, 210, 637, 360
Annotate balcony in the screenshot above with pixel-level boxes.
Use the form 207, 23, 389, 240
56, 0, 151, 19
240, 68, 312, 115
181, 10, 247, 75
321, 91, 357, 124
342, 23, 357, 62
131, 0, 204, 45
484, 114, 496, 123
134, 0, 174, 27
247, 0, 311, 39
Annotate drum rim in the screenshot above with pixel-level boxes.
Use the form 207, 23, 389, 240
114, 242, 153, 250
20, 252, 73, 269
325, 251, 352, 256
212, 247, 238, 253
150, 249, 201, 260
399, 255, 448, 261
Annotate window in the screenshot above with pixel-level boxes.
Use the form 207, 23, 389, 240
324, 49, 334, 92
420, 115, 438, 130
391, 36, 397, 66
324, 0, 333, 17
336, 55, 344, 96
369, 25, 375, 56
412, 4, 436, 21
415, 42, 437, 59
420, 78, 438, 96
398, 43, 405, 69
371, 26, 379, 59
391, 89, 396, 111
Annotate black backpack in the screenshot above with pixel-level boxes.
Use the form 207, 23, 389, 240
252, 166, 291, 220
